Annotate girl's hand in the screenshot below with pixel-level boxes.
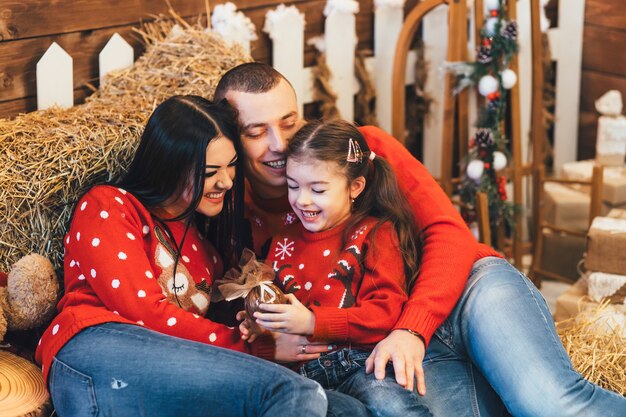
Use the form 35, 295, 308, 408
236, 310, 265, 343
254, 294, 315, 335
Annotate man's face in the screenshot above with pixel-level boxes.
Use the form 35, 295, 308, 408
225, 79, 303, 198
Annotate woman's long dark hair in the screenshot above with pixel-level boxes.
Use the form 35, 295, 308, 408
287, 119, 421, 291
117, 95, 244, 265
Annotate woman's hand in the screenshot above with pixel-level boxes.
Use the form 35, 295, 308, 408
273, 332, 336, 362
254, 294, 315, 335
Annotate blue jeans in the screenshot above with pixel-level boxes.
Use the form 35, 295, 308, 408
300, 348, 432, 417
420, 256, 626, 417
49, 322, 358, 417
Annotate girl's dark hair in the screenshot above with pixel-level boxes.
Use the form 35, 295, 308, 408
117, 95, 244, 264
287, 119, 421, 291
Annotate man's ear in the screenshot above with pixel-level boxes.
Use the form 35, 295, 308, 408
350, 176, 366, 200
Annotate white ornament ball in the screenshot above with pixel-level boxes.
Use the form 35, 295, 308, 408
501, 69, 518, 89
467, 160, 485, 181
485, 0, 501, 11
478, 75, 499, 97
485, 17, 499, 36
493, 151, 508, 171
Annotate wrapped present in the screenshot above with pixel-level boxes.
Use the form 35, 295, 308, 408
594, 90, 626, 167
212, 249, 286, 319
543, 183, 622, 232
585, 217, 626, 275
588, 272, 626, 304
607, 208, 626, 220
561, 160, 626, 206
554, 278, 626, 322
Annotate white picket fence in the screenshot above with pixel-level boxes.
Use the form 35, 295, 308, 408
36, 0, 585, 174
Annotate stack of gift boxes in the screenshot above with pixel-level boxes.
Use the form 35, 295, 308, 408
541, 90, 626, 281
554, 212, 626, 321
552, 90, 626, 321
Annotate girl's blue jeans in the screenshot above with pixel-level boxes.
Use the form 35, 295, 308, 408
49, 322, 367, 417
299, 348, 432, 417
421, 256, 626, 417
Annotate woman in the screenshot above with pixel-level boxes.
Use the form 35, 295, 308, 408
34, 96, 330, 417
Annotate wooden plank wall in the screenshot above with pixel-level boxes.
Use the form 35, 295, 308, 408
578, 0, 626, 160
0, 0, 418, 120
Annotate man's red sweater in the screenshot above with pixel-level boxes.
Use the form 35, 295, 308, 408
245, 126, 501, 346
267, 218, 407, 349
36, 185, 274, 383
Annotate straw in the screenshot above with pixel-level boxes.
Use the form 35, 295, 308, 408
556, 299, 626, 396
0, 15, 252, 275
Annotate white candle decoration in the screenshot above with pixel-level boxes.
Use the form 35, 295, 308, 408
374, 0, 405, 132
467, 160, 485, 181
37, 42, 74, 110
211, 2, 257, 54
501, 68, 517, 89
478, 75, 499, 96
324, 0, 359, 120
492, 151, 508, 171
264, 5, 306, 115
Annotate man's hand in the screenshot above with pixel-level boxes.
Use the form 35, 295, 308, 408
272, 332, 336, 362
254, 294, 315, 335
365, 329, 427, 395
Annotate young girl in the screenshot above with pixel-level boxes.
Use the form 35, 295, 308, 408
244, 119, 432, 417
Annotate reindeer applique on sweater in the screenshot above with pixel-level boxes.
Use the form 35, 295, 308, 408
154, 226, 212, 315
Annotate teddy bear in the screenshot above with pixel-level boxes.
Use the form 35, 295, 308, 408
0, 254, 59, 343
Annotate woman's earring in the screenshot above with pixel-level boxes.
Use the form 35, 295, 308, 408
350, 198, 355, 211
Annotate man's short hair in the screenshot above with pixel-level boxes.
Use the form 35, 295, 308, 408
214, 62, 289, 101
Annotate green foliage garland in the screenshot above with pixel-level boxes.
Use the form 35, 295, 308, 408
446, 0, 519, 245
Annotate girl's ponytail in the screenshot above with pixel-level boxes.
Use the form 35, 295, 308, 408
356, 152, 421, 291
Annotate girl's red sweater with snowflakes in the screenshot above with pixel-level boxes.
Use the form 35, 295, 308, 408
245, 126, 502, 347
267, 218, 407, 349
35, 185, 274, 383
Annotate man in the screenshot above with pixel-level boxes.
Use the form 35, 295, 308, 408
214, 63, 500, 415
213, 63, 626, 417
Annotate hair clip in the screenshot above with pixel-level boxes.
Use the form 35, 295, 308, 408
347, 138, 363, 163
368, 151, 376, 161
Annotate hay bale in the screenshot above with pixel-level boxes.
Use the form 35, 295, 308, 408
556, 300, 626, 396
0, 17, 252, 274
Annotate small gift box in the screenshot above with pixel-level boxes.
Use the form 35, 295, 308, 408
544, 183, 594, 232
595, 90, 626, 167
561, 160, 626, 206
607, 208, 626, 220
554, 278, 626, 322
585, 217, 626, 276
213, 249, 286, 319
588, 272, 626, 304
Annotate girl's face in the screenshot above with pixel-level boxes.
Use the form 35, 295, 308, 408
167, 135, 237, 218
286, 158, 364, 233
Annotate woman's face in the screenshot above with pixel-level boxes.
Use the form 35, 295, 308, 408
197, 135, 237, 217
166, 135, 237, 218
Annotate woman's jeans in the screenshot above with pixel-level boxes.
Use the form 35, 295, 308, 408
49, 322, 345, 417
420, 256, 626, 417
300, 348, 432, 417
